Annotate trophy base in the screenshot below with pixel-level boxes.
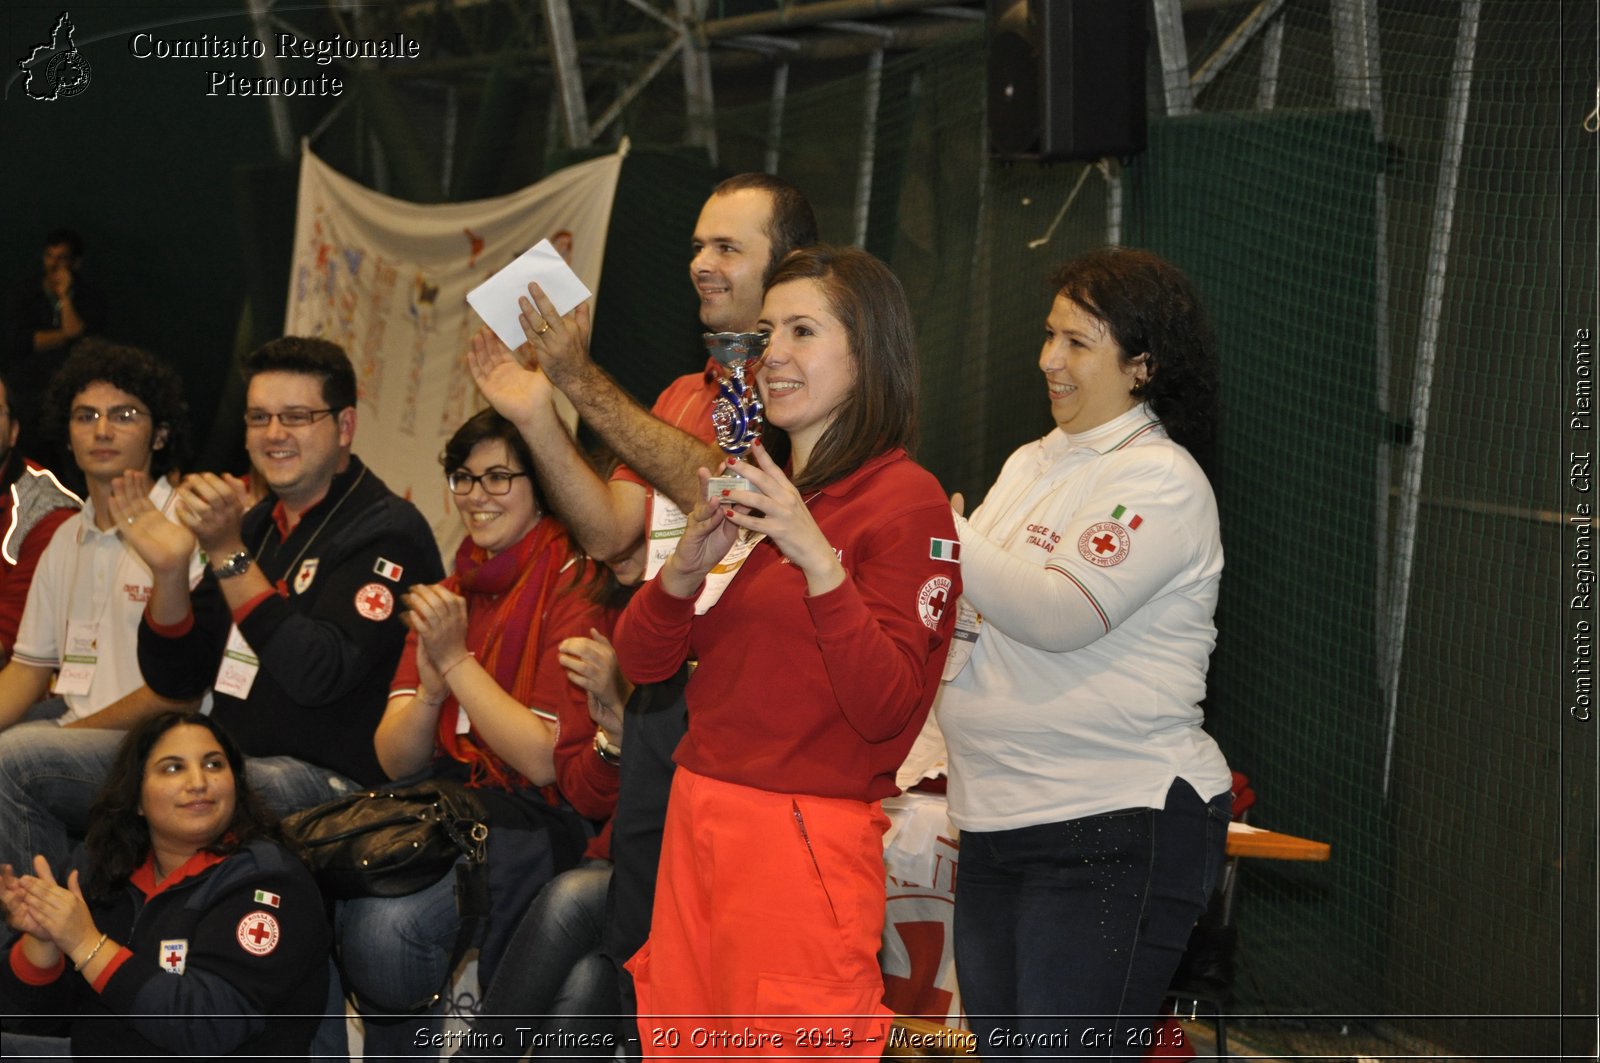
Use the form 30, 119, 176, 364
706, 473, 750, 500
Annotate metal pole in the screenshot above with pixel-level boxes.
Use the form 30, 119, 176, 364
591, 36, 684, 137
1151, 0, 1195, 115
1190, 0, 1286, 95
820, 19, 895, 246
1382, 0, 1481, 796
675, 0, 718, 164
854, 47, 884, 246
245, 0, 295, 159
722, 34, 801, 172
1257, 14, 1284, 109
1103, 161, 1123, 247
1334, 0, 1401, 706
766, 60, 790, 173
542, 0, 591, 147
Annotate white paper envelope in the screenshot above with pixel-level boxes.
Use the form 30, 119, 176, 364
466, 239, 592, 350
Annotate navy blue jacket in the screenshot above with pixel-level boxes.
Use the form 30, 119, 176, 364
0, 839, 330, 1057
138, 457, 444, 784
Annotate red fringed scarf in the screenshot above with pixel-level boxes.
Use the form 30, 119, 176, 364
435, 517, 570, 792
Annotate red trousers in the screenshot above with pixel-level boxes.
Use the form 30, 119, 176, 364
628, 768, 893, 1058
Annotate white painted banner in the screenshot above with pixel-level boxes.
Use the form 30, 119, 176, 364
283, 143, 624, 550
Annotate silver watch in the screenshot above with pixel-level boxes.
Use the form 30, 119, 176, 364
213, 550, 253, 580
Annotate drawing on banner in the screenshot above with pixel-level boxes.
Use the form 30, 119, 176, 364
283, 144, 624, 546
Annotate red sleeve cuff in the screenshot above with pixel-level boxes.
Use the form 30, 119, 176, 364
802, 571, 867, 634
90, 947, 132, 993
9, 938, 65, 985
144, 606, 195, 638
230, 588, 277, 625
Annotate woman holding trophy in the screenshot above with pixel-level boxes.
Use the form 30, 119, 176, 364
586, 245, 959, 1055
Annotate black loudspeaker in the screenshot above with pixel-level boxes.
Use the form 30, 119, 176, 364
988, 0, 1149, 161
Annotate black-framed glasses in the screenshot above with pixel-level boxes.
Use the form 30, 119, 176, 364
243, 408, 336, 429
70, 405, 150, 428
447, 468, 530, 496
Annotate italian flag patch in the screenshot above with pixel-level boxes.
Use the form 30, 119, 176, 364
1110, 504, 1143, 530
253, 889, 281, 908
373, 558, 404, 582
929, 538, 961, 562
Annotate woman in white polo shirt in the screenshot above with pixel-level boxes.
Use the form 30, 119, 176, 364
936, 247, 1232, 1058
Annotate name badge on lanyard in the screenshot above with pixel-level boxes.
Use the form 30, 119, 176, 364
643, 492, 689, 582
693, 532, 766, 615
940, 596, 983, 682
53, 620, 100, 697
214, 624, 262, 699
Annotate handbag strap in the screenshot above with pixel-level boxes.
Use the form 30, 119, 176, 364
335, 818, 492, 1016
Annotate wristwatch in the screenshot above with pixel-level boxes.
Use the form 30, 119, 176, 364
212, 550, 253, 580
593, 727, 622, 766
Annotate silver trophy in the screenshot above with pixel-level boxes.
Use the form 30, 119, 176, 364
704, 330, 768, 499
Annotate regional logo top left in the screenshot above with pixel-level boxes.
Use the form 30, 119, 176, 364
17, 12, 92, 100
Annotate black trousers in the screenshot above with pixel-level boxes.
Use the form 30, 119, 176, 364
602, 664, 690, 1059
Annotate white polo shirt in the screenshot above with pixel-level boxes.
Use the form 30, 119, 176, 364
936, 405, 1231, 832
12, 477, 204, 724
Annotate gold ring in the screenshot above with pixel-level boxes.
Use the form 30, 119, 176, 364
535, 320, 552, 336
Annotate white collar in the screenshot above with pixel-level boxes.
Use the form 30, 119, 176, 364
1048, 404, 1164, 456
78, 475, 175, 542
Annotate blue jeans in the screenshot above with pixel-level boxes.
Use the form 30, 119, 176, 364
457, 861, 619, 1061
338, 871, 459, 1061
0, 727, 359, 871
953, 778, 1231, 1061
0, 724, 119, 871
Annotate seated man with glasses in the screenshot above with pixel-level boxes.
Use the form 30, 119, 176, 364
0, 339, 207, 863
122, 336, 445, 814
0, 337, 444, 874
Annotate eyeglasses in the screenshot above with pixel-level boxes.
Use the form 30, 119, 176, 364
243, 408, 335, 429
447, 469, 529, 496
70, 405, 150, 428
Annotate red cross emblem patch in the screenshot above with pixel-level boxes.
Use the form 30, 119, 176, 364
918, 575, 953, 631
160, 938, 188, 974
236, 911, 280, 956
1077, 521, 1131, 567
354, 582, 394, 621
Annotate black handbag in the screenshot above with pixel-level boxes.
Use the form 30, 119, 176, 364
281, 781, 490, 899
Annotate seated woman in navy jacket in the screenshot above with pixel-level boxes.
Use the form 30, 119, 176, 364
0, 711, 330, 1058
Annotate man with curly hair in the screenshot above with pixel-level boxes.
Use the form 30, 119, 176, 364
0, 339, 201, 737
0, 338, 443, 875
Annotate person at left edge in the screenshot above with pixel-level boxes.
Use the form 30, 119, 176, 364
0, 342, 208, 876
0, 367, 82, 669
0, 712, 330, 1059
0, 336, 444, 878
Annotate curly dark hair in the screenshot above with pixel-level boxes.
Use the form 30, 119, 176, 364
711, 173, 820, 284
1048, 247, 1220, 451
758, 245, 918, 493
244, 336, 357, 411
83, 713, 280, 902
45, 338, 190, 477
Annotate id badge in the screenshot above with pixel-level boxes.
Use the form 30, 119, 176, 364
940, 596, 982, 682
53, 621, 99, 696
214, 624, 261, 699
693, 532, 766, 615
643, 493, 689, 582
